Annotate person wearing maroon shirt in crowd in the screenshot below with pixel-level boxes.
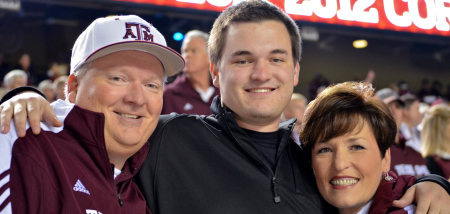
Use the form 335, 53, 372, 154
421, 104, 450, 180
376, 88, 430, 178
162, 30, 220, 115
0, 15, 184, 213
301, 82, 418, 214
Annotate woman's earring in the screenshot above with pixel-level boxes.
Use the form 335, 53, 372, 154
384, 171, 393, 181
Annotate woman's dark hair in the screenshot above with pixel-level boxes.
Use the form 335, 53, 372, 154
300, 82, 396, 159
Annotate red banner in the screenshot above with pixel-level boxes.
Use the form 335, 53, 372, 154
115, 0, 450, 36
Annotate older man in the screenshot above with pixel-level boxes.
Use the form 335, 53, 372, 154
0, 15, 183, 213
162, 30, 219, 115
1, 1, 450, 214
3, 69, 27, 91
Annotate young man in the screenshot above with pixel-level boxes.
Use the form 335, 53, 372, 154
1, 1, 450, 214
0, 15, 184, 213
162, 30, 219, 115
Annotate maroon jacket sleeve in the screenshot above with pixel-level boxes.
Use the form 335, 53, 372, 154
10, 153, 61, 213
369, 172, 417, 214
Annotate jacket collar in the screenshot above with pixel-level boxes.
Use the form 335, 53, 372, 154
61, 101, 149, 183
210, 96, 296, 174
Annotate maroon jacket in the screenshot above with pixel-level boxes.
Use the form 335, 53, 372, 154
162, 73, 220, 115
368, 172, 417, 214
390, 133, 430, 178
2, 100, 150, 214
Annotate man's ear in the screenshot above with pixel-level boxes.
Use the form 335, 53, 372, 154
294, 62, 300, 87
210, 63, 220, 88
67, 74, 79, 103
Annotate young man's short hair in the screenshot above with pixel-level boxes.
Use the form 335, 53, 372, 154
208, 0, 301, 65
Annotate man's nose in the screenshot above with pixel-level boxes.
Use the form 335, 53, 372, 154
123, 82, 146, 106
250, 60, 272, 82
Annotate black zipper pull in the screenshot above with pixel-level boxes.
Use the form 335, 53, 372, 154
272, 177, 281, 203
118, 193, 124, 206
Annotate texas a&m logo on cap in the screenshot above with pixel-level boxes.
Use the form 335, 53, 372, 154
123, 22, 154, 42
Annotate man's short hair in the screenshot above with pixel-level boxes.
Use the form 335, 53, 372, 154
183, 30, 209, 47
3, 69, 27, 87
208, 0, 301, 65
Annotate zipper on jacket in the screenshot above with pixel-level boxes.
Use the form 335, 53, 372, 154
272, 177, 281, 203
223, 110, 285, 204
118, 193, 124, 206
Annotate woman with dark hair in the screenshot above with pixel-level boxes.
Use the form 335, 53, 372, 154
300, 82, 417, 214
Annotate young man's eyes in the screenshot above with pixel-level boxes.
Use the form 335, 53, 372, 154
235, 59, 249, 64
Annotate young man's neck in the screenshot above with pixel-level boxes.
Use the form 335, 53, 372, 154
235, 116, 281, 133
186, 70, 211, 92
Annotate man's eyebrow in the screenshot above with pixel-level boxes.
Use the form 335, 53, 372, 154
271, 49, 288, 55
231, 50, 252, 57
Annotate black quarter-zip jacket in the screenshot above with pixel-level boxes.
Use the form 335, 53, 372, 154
135, 96, 337, 214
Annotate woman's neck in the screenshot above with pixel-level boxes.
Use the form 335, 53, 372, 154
338, 200, 372, 214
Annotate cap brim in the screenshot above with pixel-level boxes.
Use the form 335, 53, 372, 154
81, 41, 184, 77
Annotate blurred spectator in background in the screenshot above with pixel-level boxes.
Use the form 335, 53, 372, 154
53, 75, 67, 101
307, 73, 330, 100
280, 93, 307, 145
38, 79, 55, 102
431, 98, 447, 107
3, 69, 27, 91
364, 69, 376, 84
421, 104, 450, 180
0, 52, 11, 87
445, 84, 450, 101
15, 53, 36, 86
46, 61, 60, 81
418, 79, 435, 104
431, 80, 443, 98
389, 82, 400, 94
162, 30, 219, 115
376, 88, 430, 177
400, 93, 423, 153
398, 80, 412, 96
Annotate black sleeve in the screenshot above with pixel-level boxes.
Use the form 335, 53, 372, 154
0, 86, 47, 105
415, 174, 450, 196
425, 156, 445, 177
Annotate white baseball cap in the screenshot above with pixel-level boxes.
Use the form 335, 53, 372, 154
70, 15, 184, 77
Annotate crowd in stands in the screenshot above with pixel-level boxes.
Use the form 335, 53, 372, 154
0, 52, 69, 101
